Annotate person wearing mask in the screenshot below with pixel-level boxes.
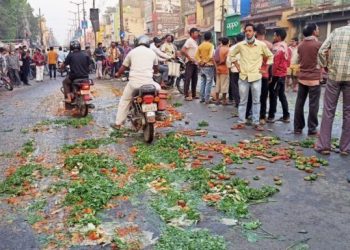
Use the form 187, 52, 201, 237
181, 28, 200, 101
94, 42, 105, 80
227, 34, 245, 116
229, 23, 273, 131
150, 37, 171, 88
61, 40, 90, 103
47, 47, 58, 80
108, 42, 121, 78
267, 29, 292, 124
294, 23, 322, 136
315, 21, 350, 156
287, 37, 300, 92
161, 34, 176, 59
195, 31, 215, 104
214, 36, 230, 105
33, 48, 45, 82
7, 49, 21, 86
111, 35, 160, 130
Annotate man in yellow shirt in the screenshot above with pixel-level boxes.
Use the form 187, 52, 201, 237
47, 47, 58, 80
195, 31, 214, 104
229, 23, 273, 131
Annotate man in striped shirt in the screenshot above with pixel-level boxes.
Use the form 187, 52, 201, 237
315, 21, 350, 156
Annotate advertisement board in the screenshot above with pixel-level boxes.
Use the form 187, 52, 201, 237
251, 0, 291, 14
225, 15, 241, 37
154, 0, 181, 34
155, 0, 181, 14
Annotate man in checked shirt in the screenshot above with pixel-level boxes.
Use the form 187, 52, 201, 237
315, 21, 350, 156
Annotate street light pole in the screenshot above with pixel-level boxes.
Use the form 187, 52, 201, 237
119, 0, 124, 42
70, 1, 86, 46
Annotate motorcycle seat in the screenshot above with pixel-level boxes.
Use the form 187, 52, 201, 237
132, 84, 157, 97
72, 79, 91, 86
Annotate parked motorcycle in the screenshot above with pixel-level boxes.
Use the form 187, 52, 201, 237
0, 72, 13, 91
154, 57, 185, 94
57, 62, 70, 77
127, 84, 164, 143
61, 78, 94, 117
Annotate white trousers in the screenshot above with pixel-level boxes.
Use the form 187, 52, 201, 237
36, 66, 44, 81
96, 61, 103, 78
115, 80, 161, 125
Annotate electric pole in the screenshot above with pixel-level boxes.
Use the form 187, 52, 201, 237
93, 0, 97, 48
39, 8, 44, 46
119, 0, 124, 42
221, 0, 225, 37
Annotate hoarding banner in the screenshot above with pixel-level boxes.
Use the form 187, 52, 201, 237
225, 15, 241, 37
251, 0, 291, 14
155, 0, 181, 14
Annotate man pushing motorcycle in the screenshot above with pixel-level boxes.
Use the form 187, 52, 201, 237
111, 35, 161, 130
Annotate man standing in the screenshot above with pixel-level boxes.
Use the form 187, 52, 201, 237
122, 40, 132, 60
108, 42, 121, 78
195, 31, 215, 104
20, 49, 31, 86
227, 34, 245, 116
315, 21, 350, 156
267, 29, 292, 123
94, 42, 105, 80
33, 48, 45, 82
47, 47, 58, 80
294, 23, 322, 136
230, 23, 273, 131
7, 49, 21, 86
287, 37, 300, 92
255, 24, 273, 124
181, 27, 199, 101
214, 37, 230, 105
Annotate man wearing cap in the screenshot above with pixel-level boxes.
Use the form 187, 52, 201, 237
181, 27, 199, 101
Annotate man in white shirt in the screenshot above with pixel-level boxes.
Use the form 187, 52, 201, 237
181, 27, 199, 100
111, 35, 160, 129
150, 37, 171, 88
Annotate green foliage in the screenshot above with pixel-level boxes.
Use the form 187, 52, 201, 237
39, 115, 93, 128
0, 163, 42, 195
133, 133, 191, 168
172, 102, 183, 107
64, 153, 127, 226
0, 0, 39, 40
20, 139, 35, 157
198, 120, 209, 127
62, 138, 114, 152
242, 220, 262, 230
155, 226, 226, 250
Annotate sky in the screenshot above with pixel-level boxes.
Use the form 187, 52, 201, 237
28, 0, 117, 45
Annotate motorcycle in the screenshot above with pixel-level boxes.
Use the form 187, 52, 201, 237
0, 72, 13, 91
61, 78, 94, 117
127, 84, 163, 143
154, 57, 185, 94
57, 62, 70, 77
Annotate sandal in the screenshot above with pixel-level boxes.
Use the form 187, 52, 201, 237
254, 125, 264, 131
231, 123, 246, 130
314, 149, 331, 155
185, 96, 193, 101
110, 123, 122, 130
340, 151, 349, 156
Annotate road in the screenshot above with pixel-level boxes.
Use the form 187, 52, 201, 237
0, 77, 349, 250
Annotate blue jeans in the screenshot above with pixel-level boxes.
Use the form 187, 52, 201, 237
200, 67, 214, 102
238, 78, 261, 125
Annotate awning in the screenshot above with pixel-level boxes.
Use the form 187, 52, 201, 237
288, 4, 350, 20
241, 11, 284, 22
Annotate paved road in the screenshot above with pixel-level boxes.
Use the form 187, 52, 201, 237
0, 77, 349, 250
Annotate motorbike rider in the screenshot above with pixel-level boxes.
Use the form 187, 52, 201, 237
150, 37, 171, 88
61, 40, 90, 103
161, 34, 177, 59
111, 35, 160, 130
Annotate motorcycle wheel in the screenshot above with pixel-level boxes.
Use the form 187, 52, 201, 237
176, 75, 185, 95
77, 96, 89, 117
5, 82, 13, 91
143, 122, 154, 143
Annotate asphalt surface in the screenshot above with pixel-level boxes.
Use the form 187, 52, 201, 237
0, 76, 349, 250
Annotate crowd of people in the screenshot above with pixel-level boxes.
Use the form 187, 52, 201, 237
178, 22, 350, 155
0, 45, 71, 86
